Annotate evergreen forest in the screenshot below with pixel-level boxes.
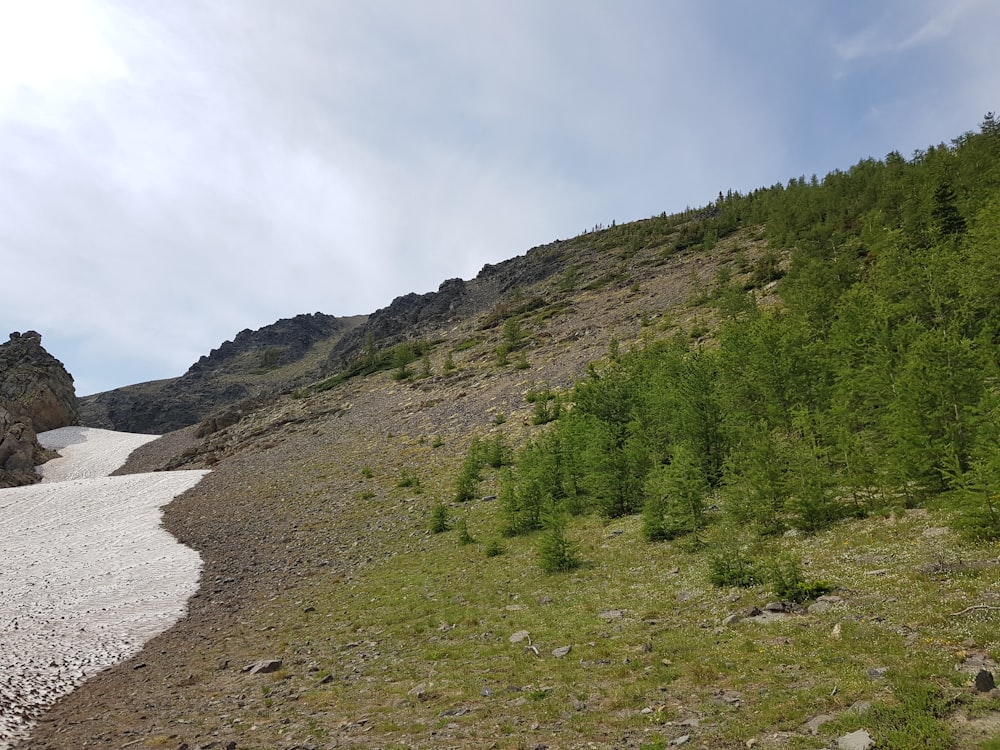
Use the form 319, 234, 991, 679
493, 114, 1000, 579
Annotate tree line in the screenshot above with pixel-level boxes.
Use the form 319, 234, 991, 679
488, 114, 1000, 574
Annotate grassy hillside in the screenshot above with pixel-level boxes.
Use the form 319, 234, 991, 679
24, 116, 1000, 749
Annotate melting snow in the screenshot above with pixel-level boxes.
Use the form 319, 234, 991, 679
0, 427, 208, 747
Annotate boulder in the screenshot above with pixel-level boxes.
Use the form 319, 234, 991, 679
0, 331, 77, 486
0, 406, 58, 487
0, 331, 79, 431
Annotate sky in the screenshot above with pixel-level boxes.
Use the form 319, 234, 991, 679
2, 1, 997, 396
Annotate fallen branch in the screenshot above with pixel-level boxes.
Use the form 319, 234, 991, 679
951, 604, 1000, 616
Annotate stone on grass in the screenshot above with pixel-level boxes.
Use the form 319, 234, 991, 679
837, 728, 874, 750
804, 714, 835, 735
242, 659, 282, 675
552, 645, 572, 658
508, 630, 530, 644
975, 669, 996, 692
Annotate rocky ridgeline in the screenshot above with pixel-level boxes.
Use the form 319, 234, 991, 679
79, 313, 365, 434
325, 240, 569, 371
79, 239, 571, 436
0, 331, 78, 488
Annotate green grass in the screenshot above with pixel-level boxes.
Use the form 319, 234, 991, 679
238, 466, 1000, 747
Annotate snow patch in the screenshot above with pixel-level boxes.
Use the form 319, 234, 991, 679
0, 427, 208, 747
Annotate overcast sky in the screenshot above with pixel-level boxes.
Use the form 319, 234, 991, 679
2, 1, 997, 396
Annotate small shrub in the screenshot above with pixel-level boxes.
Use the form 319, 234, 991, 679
485, 539, 505, 557
537, 515, 580, 573
708, 550, 759, 588
766, 554, 833, 603
532, 398, 562, 425
492, 412, 507, 425
503, 318, 527, 351
480, 434, 513, 469
456, 517, 475, 545
455, 443, 483, 502
429, 503, 450, 533
360, 466, 374, 478
398, 470, 421, 491
747, 250, 785, 287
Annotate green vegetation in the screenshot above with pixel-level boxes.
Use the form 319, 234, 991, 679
489, 114, 1000, 581
429, 502, 449, 533
312, 338, 437, 391
145, 116, 1000, 749
455, 435, 513, 502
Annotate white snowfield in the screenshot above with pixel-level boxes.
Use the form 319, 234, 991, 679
0, 427, 209, 748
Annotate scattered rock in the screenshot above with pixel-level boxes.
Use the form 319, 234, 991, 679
598, 609, 623, 620
848, 700, 872, 714
669, 734, 691, 746
508, 630, 530, 644
837, 728, 874, 750
408, 682, 430, 700
975, 669, 996, 692
803, 714, 835, 735
866, 666, 888, 681
808, 595, 844, 614
552, 645, 572, 658
713, 690, 742, 706
242, 659, 282, 675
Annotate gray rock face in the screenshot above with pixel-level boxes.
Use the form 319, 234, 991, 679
0, 406, 57, 487
0, 331, 77, 487
0, 331, 79, 432
325, 240, 569, 371
79, 313, 364, 434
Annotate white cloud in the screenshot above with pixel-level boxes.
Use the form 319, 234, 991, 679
2, 1, 997, 395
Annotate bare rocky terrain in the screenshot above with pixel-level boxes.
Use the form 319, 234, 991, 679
19, 227, 753, 749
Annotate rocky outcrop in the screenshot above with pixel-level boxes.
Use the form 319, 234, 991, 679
0, 331, 78, 487
325, 240, 569, 370
79, 314, 365, 434
0, 406, 58, 487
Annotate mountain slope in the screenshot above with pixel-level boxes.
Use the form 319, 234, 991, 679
78, 313, 365, 434
22, 116, 1000, 749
